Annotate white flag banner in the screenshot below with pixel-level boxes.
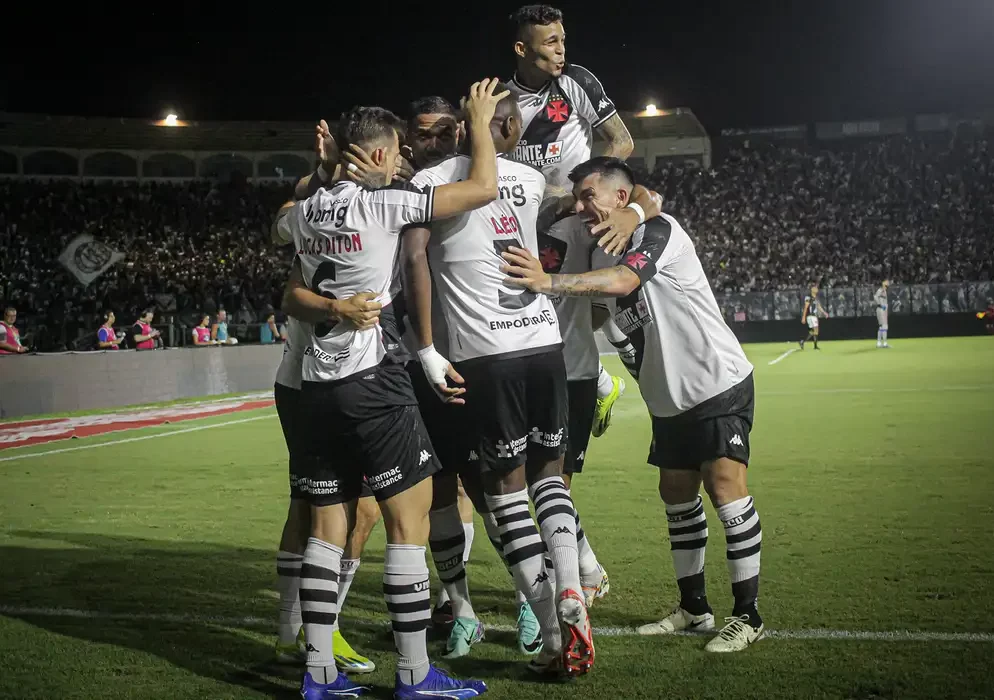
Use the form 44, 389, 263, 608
58, 234, 125, 286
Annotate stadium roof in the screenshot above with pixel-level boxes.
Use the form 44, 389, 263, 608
0, 107, 706, 152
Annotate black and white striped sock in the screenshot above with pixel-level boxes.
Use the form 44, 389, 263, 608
666, 496, 711, 615
574, 511, 602, 587
276, 550, 303, 644
300, 538, 341, 684
384, 544, 431, 686
530, 476, 583, 598
717, 496, 762, 622
332, 558, 360, 632
485, 490, 560, 649
429, 504, 475, 620
482, 510, 528, 606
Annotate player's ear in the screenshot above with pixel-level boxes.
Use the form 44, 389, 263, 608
370, 147, 385, 166
513, 40, 527, 59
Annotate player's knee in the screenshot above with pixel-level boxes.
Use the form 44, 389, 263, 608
431, 471, 460, 510
702, 459, 748, 507
280, 498, 311, 552
525, 455, 563, 486
309, 503, 352, 548
657, 469, 702, 504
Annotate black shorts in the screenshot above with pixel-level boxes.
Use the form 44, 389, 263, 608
297, 363, 441, 505
564, 379, 597, 474
456, 348, 568, 474
407, 361, 470, 475
275, 381, 309, 499
648, 373, 755, 470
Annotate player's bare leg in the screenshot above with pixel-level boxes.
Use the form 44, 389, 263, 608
701, 457, 765, 652
276, 497, 310, 661
637, 469, 716, 637
332, 495, 379, 673
428, 470, 483, 658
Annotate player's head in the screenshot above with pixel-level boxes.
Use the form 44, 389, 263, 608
336, 106, 404, 183
811, 285, 819, 295
882, 279, 890, 289
568, 156, 635, 227
103, 310, 115, 325
3, 307, 15, 324
407, 96, 460, 169
488, 82, 523, 153
510, 4, 565, 79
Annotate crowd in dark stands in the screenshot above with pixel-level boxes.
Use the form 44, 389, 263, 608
1, 131, 992, 350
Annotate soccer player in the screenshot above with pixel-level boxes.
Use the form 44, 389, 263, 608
271, 80, 508, 699
502, 157, 767, 653
980, 298, 994, 334
274, 280, 382, 675
800, 285, 826, 350
404, 84, 595, 678
874, 279, 891, 348
506, 3, 637, 438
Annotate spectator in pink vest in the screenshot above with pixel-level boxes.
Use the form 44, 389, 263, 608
192, 314, 216, 346
0, 307, 27, 354
97, 311, 122, 350
131, 309, 161, 350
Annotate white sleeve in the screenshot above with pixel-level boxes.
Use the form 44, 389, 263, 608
359, 181, 435, 230
563, 64, 617, 129
274, 205, 299, 245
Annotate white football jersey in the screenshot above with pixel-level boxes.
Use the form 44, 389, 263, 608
274, 316, 309, 390
539, 216, 617, 381
508, 64, 617, 189
409, 155, 561, 363
595, 214, 754, 417
276, 180, 434, 383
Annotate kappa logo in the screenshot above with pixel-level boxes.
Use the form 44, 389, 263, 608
468, 450, 479, 461
553, 526, 573, 536
532, 571, 549, 586
728, 434, 744, 447
598, 98, 610, 111
576, 450, 585, 463
419, 450, 432, 465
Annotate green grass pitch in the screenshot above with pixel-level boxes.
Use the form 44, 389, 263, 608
1, 337, 992, 699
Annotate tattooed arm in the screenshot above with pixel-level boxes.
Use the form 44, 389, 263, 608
502, 246, 640, 298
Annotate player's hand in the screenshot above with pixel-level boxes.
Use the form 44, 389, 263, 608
461, 78, 511, 127
589, 204, 640, 256
334, 292, 382, 330
394, 154, 416, 183
17, 346, 27, 353
343, 145, 390, 189
316, 119, 339, 174
501, 246, 552, 294
418, 345, 466, 404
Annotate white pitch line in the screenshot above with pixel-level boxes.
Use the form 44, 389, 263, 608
0, 413, 275, 463
768, 348, 798, 365
1, 605, 992, 643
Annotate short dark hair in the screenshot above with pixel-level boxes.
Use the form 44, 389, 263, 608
510, 4, 563, 39
140, 308, 154, 319
336, 106, 401, 153
409, 96, 456, 121
568, 157, 636, 189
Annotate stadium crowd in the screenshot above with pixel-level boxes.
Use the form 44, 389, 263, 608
2, 131, 992, 350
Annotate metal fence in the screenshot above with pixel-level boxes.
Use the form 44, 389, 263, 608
715, 282, 994, 322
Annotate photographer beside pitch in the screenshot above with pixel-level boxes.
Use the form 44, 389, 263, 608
501, 156, 767, 653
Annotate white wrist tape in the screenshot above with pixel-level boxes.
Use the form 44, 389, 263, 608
417, 344, 450, 385
626, 201, 646, 225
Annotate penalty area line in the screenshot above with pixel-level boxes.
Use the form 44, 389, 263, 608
768, 348, 798, 365
1, 605, 992, 643
0, 414, 276, 463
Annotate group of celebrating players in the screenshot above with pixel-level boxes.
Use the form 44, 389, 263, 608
266, 6, 767, 699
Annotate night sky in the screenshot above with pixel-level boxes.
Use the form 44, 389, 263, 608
2, 0, 993, 131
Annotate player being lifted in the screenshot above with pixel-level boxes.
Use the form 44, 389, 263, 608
505, 3, 662, 605
403, 84, 595, 678
272, 79, 509, 700
800, 284, 827, 350
502, 157, 768, 653
507, 4, 639, 438
874, 279, 891, 348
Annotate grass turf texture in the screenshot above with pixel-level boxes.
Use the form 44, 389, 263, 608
1, 337, 992, 699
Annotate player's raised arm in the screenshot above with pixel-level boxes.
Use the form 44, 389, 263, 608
293, 120, 340, 200
271, 201, 296, 245
428, 79, 507, 220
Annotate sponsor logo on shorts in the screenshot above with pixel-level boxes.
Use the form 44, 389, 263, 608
496, 435, 528, 459
419, 450, 432, 465
368, 466, 403, 490
290, 474, 340, 496
488, 309, 557, 332
529, 426, 564, 448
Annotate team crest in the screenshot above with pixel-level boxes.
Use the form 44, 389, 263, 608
546, 97, 570, 123
537, 233, 567, 273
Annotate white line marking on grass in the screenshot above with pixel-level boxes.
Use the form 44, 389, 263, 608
763, 384, 994, 397
0, 414, 275, 463
768, 348, 798, 365
2, 605, 992, 643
